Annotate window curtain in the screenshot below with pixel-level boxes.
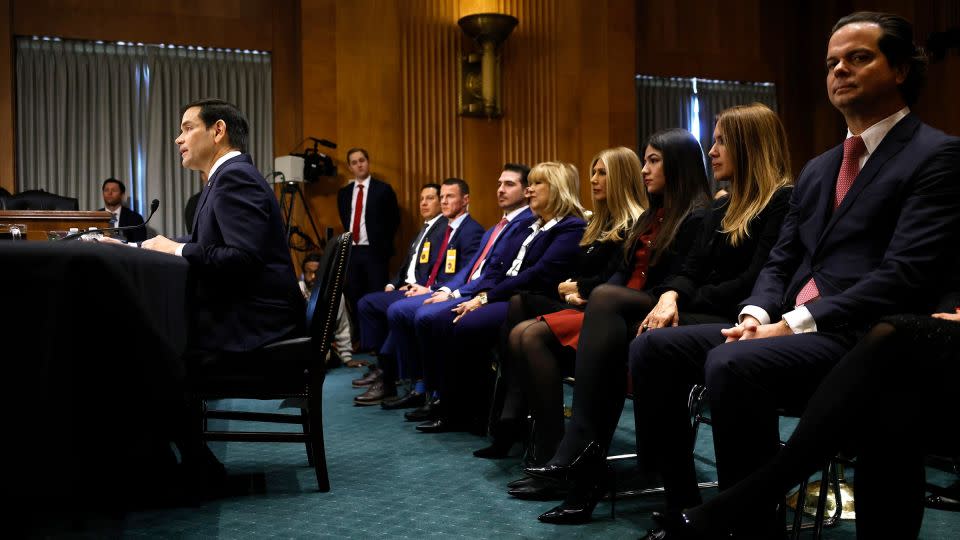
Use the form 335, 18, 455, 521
635, 76, 694, 155
15, 38, 273, 237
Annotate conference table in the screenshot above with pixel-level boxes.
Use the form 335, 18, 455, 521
1, 241, 191, 509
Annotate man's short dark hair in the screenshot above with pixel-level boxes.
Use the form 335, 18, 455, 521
832, 11, 928, 105
102, 177, 125, 194
503, 163, 531, 187
442, 177, 470, 195
181, 98, 250, 153
302, 251, 324, 271
346, 147, 369, 162
421, 183, 441, 197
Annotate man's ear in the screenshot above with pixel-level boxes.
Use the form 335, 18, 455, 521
895, 63, 909, 85
213, 119, 228, 145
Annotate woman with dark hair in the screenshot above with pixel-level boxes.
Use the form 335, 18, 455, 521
529, 105, 794, 524
505, 128, 711, 515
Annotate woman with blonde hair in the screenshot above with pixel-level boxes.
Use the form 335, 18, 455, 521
529, 106, 793, 524
474, 147, 647, 460
415, 161, 587, 433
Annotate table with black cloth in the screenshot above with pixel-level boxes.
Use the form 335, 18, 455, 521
0, 241, 190, 511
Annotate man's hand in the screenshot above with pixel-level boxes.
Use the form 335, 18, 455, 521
404, 284, 431, 297
384, 284, 396, 292
932, 309, 960, 323
565, 292, 587, 306
451, 297, 484, 323
722, 315, 793, 343
639, 291, 680, 335
141, 235, 183, 255
558, 279, 579, 297
424, 290, 452, 304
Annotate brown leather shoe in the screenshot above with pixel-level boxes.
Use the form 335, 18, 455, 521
352, 367, 382, 387
354, 380, 397, 406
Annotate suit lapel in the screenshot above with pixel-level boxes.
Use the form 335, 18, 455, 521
191, 154, 243, 239
818, 114, 919, 244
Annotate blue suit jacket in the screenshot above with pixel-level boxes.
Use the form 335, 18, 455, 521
447, 207, 535, 294
337, 177, 401, 257
181, 153, 305, 352
432, 214, 485, 288
467, 215, 587, 302
391, 216, 448, 287
742, 114, 960, 333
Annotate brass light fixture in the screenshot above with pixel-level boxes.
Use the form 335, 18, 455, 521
457, 13, 518, 118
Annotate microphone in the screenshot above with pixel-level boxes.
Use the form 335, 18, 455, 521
60, 199, 160, 241
308, 137, 337, 149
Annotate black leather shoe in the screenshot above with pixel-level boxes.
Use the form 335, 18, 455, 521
352, 367, 382, 388
524, 441, 604, 483
415, 417, 467, 433
537, 471, 610, 525
639, 512, 705, 539
473, 438, 513, 459
507, 476, 568, 501
353, 380, 396, 406
506, 476, 532, 489
381, 390, 426, 410
404, 399, 441, 422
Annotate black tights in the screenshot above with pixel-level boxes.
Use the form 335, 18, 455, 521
550, 284, 655, 465
685, 318, 960, 538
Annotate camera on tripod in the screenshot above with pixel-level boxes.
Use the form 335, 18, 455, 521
274, 137, 337, 183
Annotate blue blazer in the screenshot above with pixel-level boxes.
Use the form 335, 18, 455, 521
432, 214, 485, 288
391, 216, 448, 287
181, 153, 305, 352
468, 215, 587, 302
448, 208, 535, 294
99, 205, 146, 242
742, 114, 960, 332
337, 177, 401, 257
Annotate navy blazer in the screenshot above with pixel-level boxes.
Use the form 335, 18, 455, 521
432, 214, 485, 288
391, 216, 448, 287
337, 177, 401, 257
468, 216, 587, 302
181, 153, 305, 352
99, 205, 146, 242
742, 114, 960, 332
448, 208, 535, 294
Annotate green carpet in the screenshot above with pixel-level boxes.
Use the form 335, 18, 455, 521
37, 355, 960, 538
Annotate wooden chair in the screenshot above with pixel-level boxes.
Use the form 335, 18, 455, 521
193, 232, 351, 492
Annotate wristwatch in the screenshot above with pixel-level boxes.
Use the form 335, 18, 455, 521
477, 292, 488, 305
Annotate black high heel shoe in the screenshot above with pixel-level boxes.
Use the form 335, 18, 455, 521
472, 418, 526, 459
524, 440, 604, 483
639, 511, 706, 539
536, 466, 613, 525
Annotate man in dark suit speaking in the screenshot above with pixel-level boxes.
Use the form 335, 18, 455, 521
141, 98, 304, 354
337, 148, 401, 332
627, 11, 960, 537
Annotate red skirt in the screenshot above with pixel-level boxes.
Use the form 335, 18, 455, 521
540, 308, 585, 349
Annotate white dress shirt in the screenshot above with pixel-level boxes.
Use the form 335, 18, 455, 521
349, 177, 372, 246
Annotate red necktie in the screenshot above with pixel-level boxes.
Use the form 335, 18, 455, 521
425, 226, 452, 288
468, 218, 508, 282
795, 136, 867, 306
352, 183, 364, 244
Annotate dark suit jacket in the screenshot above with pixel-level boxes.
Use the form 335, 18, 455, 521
742, 114, 960, 333
432, 214, 485, 288
608, 209, 706, 291
337, 177, 401, 258
468, 216, 587, 303
98, 206, 147, 242
391, 216, 448, 288
655, 186, 792, 320
443, 208, 536, 294
178, 153, 305, 353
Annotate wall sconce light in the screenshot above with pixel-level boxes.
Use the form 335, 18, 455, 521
457, 13, 518, 118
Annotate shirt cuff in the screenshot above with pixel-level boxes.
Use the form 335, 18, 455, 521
782, 306, 817, 334
451, 289, 461, 299
739, 305, 771, 325
175, 243, 186, 257
438, 286, 452, 294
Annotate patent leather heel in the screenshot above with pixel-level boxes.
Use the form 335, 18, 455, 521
524, 440, 605, 483
536, 465, 613, 525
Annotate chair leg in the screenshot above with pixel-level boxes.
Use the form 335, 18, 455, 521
306, 392, 330, 492
812, 462, 831, 540
790, 474, 809, 540
301, 407, 314, 466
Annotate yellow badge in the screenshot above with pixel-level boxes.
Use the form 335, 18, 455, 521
420, 241, 431, 263
445, 249, 457, 273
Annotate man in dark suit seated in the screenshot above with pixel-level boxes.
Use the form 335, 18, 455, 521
628, 12, 960, 538
139, 98, 305, 494
338, 148, 401, 334
99, 177, 146, 242
353, 178, 485, 405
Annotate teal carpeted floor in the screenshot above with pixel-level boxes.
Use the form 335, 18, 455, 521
40, 354, 960, 538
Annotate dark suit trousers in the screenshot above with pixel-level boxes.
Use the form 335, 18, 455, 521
357, 290, 406, 352
628, 323, 851, 525
383, 294, 432, 380
344, 246, 390, 332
